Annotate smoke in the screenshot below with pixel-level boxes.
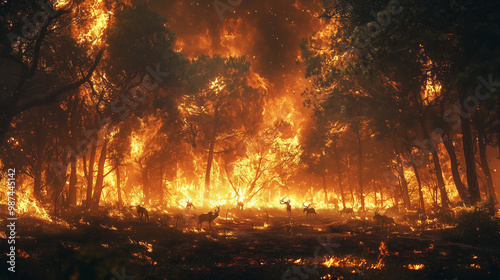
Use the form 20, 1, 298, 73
145, 0, 323, 96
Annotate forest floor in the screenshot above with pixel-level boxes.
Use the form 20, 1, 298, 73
1, 207, 500, 280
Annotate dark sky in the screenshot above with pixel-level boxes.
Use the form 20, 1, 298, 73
145, 0, 323, 96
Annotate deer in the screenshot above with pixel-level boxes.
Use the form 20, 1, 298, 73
339, 207, 355, 217
280, 198, 292, 217
373, 208, 397, 229
136, 205, 149, 223
186, 199, 195, 210
303, 203, 316, 219
237, 201, 244, 211
197, 206, 220, 229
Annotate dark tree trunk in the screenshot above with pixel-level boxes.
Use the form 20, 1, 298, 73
33, 159, 43, 199
397, 154, 411, 209
459, 88, 481, 203
378, 184, 384, 208
420, 119, 450, 208
347, 158, 355, 206
412, 163, 425, 212
336, 156, 346, 209
68, 159, 77, 206
477, 125, 497, 203
443, 134, 470, 204
83, 143, 96, 210
204, 108, 219, 204
116, 166, 122, 207
322, 174, 328, 204
92, 141, 108, 210
356, 128, 365, 211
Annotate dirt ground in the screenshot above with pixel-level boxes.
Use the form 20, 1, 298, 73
1, 207, 499, 280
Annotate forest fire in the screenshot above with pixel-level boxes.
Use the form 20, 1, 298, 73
1, 0, 500, 279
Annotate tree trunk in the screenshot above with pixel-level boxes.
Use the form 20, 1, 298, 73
477, 124, 497, 204
356, 128, 365, 211
419, 118, 450, 208
322, 174, 328, 204
412, 163, 425, 212
33, 159, 43, 199
443, 134, 470, 204
116, 165, 122, 207
83, 143, 97, 210
378, 184, 384, 208
397, 154, 411, 209
92, 140, 108, 210
68, 159, 77, 206
459, 89, 481, 203
204, 108, 219, 203
336, 156, 346, 209
347, 158, 354, 206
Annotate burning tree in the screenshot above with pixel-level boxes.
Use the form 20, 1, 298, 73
181, 55, 265, 203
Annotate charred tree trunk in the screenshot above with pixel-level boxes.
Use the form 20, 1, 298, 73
356, 128, 365, 211
459, 89, 481, 203
33, 159, 43, 199
419, 119, 450, 208
334, 148, 346, 209
92, 140, 108, 210
322, 174, 328, 204
477, 124, 497, 204
204, 108, 219, 203
68, 159, 77, 206
397, 154, 411, 209
116, 166, 122, 207
378, 184, 384, 208
412, 162, 425, 212
347, 158, 354, 206
443, 134, 470, 204
83, 143, 97, 210
431, 148, 450, 209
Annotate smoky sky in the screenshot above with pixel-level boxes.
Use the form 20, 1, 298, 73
144, 0, 323, 94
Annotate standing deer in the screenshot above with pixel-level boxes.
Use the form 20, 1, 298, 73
339, 207, 355, 217
373, 208, 397, 229
186, 199, 195, 210
136, 205, 149, 223
237, 201, 244, 211
303, 203, 316, 219
198, 206, 220, 229
280, 198, 292, 217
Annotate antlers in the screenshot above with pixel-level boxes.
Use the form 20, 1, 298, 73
374, 208, 380, 214
280, 198, 291, 204
303, 202, 311, 208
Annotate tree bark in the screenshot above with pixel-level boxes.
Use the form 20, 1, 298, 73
419, 119, 450, 208
204, 108, 219, 203
442, 134, 470, 204
92, 140, 108, 210
322, 174, 328, 204
83, 143, 96, 210
116, 166, 122, 207
356, 128, 365, 211
68, 159, 77, 206
397, 154, 411, 209
412, 163, 425, 212
477, 124, 497, 204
